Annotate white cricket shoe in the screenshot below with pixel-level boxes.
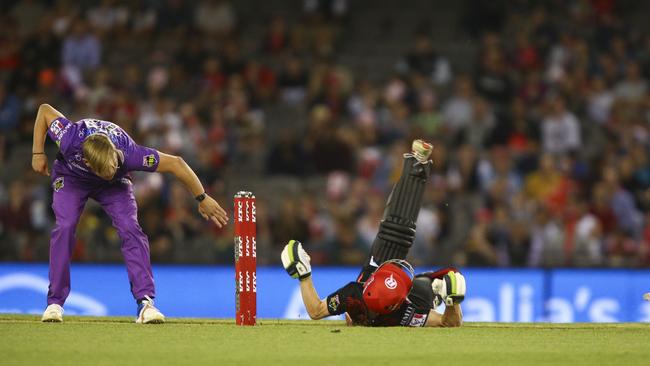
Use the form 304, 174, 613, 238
136, 296, 165, 324
42, 304, 63, 322
411, 139, 433, 164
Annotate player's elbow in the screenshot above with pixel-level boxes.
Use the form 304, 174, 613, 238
441, 318, 462, 328
158, 154, 186, 173
172, 155, 185, 167
306, 306, 322, 320
305, 302, 328, 320
38, 103, 56, 115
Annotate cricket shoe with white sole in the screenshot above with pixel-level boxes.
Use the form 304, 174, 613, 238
42, 304, 63, 322
410, 139, 433, 164
136, 296, 165, 324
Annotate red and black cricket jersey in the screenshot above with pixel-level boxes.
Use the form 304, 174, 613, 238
325, 277, 433, 327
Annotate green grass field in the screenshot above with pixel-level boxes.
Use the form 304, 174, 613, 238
1, 315, 649, 366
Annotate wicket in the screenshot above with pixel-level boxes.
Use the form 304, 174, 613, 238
234, 191, 257, 326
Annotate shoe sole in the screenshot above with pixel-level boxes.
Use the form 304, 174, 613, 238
143, 319, 165, 324
42, 318, 62, 323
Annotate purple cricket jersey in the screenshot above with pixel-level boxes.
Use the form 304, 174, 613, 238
47, 117, 159, 182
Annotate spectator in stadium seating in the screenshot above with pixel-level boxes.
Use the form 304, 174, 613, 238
443, 75, 476, 133
0, 83, 20, 133
0, 181, 33, 260
266, 130, 308, 176
396, 34, 452, 86
194, 0, 237, 37
586, 76, 615, 124
87, 0, 129, 35
263, 15, 289, 54
10, 0, 46, 37
411, 87, 442, 137
603, 165, 644, 238
525, 154, 563, 203
572, 197, 603, 267
508, 221, 531, 267
278, 55, 309, 106
464, 209, 498, 266
540, 95, 581, 155
529, 207, 566, 267
62, 20, 101, 71
455, 97, 495, 150
156, 0, 192, 32
474, 38, 513, 109
614, 61, 647, 102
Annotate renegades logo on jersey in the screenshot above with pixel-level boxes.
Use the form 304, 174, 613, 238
328, 295, 340, 313
142, 154, 157, 168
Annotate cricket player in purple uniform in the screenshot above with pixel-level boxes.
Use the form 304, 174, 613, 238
31, 104, 228, 324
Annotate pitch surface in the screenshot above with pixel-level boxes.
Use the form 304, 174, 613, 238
1, 315, 649, 365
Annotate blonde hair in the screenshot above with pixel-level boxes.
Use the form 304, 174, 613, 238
82, 134, 117, 176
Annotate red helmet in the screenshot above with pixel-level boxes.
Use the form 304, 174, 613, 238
362, 259, 414, 314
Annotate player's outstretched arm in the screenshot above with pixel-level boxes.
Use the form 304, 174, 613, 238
425, 304, 463, 327
31, 104, 65, 176
281, 240, 329, 320
156, 151, 228, 227
298, 276, 330, 320
425, 271, 466, 327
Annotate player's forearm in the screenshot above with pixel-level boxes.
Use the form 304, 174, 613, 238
166, 156, 205, 196
32, 105, 50, 153
33, 104, 64, 152
299, 277, 329, 320
441, 304, 462, 327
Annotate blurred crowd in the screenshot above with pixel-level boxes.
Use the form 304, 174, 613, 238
1, 0, 650, 268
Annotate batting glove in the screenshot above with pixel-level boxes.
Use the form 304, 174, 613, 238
281, 240, 312, 280
432, 271, 466, 306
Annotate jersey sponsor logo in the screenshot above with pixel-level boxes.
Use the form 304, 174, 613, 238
409, 312, 427, 327
328, 295, 340, 313
50, 120, 71, 141
385, 274, 397, 290
49, 120, 63, 136
83, 119, 123, 139
53, 177, 64, 192
400, 305, 414, 326
68, 161, 89, 172
142, 154, 157, 168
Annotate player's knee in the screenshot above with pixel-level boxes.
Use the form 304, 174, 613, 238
54, 217, 79, 232
117, 220, 144, 236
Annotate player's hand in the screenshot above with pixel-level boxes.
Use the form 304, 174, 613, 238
32, 154, 50, 176
432, 271, 466, 306
198, 195, 228, 227
281, 240, 312, 280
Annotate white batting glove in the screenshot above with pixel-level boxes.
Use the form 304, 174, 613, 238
432, 271, 466, 306
281, 240, 312, 280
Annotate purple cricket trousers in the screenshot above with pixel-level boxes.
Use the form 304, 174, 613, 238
47, 166, 155, 306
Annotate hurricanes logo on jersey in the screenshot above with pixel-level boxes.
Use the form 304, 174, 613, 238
53, 177, 64, 192
142, 154, 157, 168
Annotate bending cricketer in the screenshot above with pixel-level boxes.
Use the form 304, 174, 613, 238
32, 104, 228, 323
281, 140, 466, 327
